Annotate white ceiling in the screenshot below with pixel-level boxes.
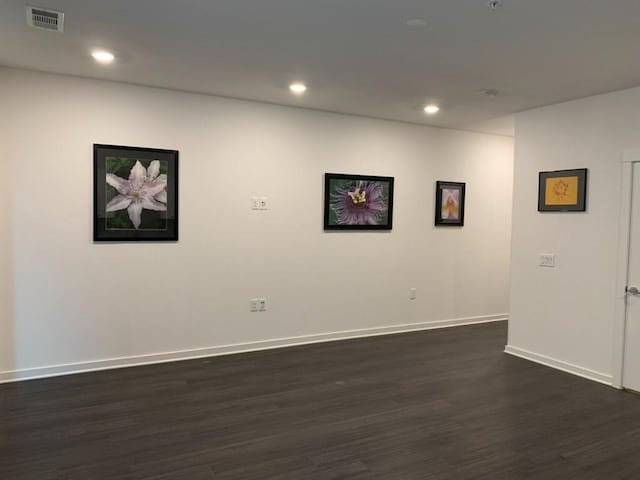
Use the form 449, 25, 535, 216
1, 1, 640, 136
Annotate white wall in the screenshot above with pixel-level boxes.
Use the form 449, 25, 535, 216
508, 86, 640, 384
0, 71, 14, 372
0, 68, 513, 381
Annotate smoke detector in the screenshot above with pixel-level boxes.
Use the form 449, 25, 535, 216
406, 19, 427, 28
481, 89, 499, 98
26, 5, 64, 32
488, 0, 503, 11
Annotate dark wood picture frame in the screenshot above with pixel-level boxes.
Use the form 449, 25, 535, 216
538, 168, 587, 212
93, 144, 179, 241
324, 173, 394, 230
435, 181, 465, 227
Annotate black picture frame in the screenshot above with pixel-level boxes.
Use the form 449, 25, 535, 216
93, 144, 179, 241
324, 173, 394, 230
435, 181, 465, 227
538, 168, 588, 212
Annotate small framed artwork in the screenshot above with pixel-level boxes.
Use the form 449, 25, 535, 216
538, 168, 587, 212
94, 144, 179, 241
435, 181, 465, 227
324, 173, 394, 230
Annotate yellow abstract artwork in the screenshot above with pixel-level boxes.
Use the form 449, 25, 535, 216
545, 176, 579, 206
441, 189, 460, 220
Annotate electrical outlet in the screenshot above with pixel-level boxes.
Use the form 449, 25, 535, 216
258, 298, 266, 311
409, 288, 417, 300
250, 299, 260, 312
538, 253, 556, 268
251, 197, 268, 210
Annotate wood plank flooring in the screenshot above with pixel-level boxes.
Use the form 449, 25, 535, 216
2, 322, 640, 479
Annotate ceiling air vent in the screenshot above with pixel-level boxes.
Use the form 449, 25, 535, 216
26, 5, 64, 32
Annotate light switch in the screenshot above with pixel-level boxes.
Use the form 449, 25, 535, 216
250, 299, 260, 312
538, 254, 555, 268
251, 197, 268, 210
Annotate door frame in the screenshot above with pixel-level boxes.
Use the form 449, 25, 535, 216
613, 149, 640, 388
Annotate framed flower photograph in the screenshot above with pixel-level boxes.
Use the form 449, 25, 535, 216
324, 173, 394, 230
435, 181, 465, 227
538, 168, 587, 212
93, 144, 179, 241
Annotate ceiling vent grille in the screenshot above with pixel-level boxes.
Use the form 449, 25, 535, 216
26, 5, 64, 32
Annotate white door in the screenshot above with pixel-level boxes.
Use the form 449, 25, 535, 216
623, 163, 640, 391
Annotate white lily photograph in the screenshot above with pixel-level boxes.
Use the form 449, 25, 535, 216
94, 144, 179, 241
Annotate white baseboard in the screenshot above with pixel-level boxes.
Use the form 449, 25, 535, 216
0, 314, 508, 383
504, 345, 614, 387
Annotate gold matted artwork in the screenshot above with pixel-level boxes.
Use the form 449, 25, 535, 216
435, 181, 465, 226
538, 168, 587, 212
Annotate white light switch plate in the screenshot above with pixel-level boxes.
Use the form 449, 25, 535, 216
539, 253, 555, 268
251, 197, 268, 210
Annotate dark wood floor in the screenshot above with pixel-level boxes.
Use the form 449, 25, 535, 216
2, 322, 640, 479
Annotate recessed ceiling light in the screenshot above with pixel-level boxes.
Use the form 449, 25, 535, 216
424, 104, 440, 114
289, 83, 307, 94
91, 50, 115, 64
406, 18, 427, 27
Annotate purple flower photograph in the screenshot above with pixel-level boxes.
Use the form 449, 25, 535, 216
94, 144, 179, 242
105, 158, 168, 231
324, 173, 394, 230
